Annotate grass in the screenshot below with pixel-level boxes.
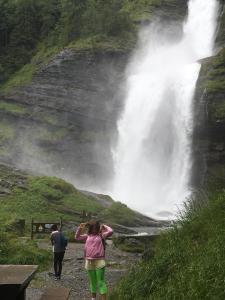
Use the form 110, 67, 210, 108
0, 120, 15, 155
0, 230, 51, 270
122, 0, 154, 22
121, 0, 186, 23
0, 101, 27, 115
197, 47, 225, 120
0, 30, 132, 93
0, 63, 38, 94
0, 165, 149, 228
109, 190, 225, 300
68, 34, 135, 51
0, 121, 15, 142
0, 43, 63, 94
0, 33, 132, 93
0, 175, 102, 225
101, 202, 136, 226
204, 48, 225, 94
206, 166, 225, 192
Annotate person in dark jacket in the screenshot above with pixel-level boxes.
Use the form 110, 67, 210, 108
50, 224, 67, 280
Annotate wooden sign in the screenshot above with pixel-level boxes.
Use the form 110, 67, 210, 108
31, 218, 62, 239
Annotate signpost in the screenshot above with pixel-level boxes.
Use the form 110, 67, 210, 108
31, 210, 95, 239
81, 210, 92, 222
31, 218, 62, 239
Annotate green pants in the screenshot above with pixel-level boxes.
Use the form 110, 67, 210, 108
87, 267, 107, 295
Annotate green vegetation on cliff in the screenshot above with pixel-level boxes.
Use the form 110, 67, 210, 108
0, 0, 133, 89
0, 167, 98, 225
216, 2, 225, 47
0, 230, 51, 269
0, 0, 187, 92
0, 176, 101, 224
197, 48, 225, 121
0, 164, 150, 227
0, 120, 15, 144
206, 48, 225, 94
0, 100, 27, 115
110, 191, 225, 299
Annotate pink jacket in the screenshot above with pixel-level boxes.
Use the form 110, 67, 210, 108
75, 225, 113, 259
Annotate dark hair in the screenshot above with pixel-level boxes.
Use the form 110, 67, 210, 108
86, 220, 100, 235
51, 224, 58, 231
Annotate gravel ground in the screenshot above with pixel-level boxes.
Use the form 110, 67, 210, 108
27, 241, 141, 300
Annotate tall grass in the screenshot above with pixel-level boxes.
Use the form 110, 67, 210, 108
110, 190, 225, 300
0, 230, 51, 270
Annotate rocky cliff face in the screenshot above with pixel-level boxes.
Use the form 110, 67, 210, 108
0, 50, 128, 190
192, 1, 225, 190
152, 0, 188, 22
0, 1, 189, 192
1, 0, 224, 195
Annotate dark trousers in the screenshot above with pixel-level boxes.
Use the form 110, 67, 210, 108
53, 251, 65, 277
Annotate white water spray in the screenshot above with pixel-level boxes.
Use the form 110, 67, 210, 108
111, 0, 219, 219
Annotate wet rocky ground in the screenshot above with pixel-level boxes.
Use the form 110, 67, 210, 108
27, 241, 141, 300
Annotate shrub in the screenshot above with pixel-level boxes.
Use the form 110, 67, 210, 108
0, 230, 51, 270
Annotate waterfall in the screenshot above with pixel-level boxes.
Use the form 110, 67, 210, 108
111, 0, 219, 219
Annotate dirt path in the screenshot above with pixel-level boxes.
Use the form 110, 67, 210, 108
27, 241, 140, 300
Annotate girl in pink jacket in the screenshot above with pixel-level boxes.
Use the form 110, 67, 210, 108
75, 220, 113, 300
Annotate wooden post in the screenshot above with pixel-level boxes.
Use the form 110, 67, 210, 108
60, 217, 62, 231
31, 219, 33, 240
18, 219, 25, 236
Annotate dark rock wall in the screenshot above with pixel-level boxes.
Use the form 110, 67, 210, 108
0, 50, 128, 190
153, 0, 188, 22
192, 1, 225, 190
216, 0, 225, 47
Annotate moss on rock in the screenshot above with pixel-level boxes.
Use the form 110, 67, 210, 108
0, 121, 15, 142
0, 101, 27, 115
198, 48, 225, 121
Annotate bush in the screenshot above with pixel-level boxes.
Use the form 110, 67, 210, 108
0, 230, 51, 270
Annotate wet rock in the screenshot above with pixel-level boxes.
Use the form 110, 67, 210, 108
0, 50, 128, 190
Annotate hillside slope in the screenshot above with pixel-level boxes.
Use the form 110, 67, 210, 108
0, 162, 163, 269
0, 163, 161, 229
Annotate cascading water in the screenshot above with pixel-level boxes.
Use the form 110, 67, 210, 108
111, 0, 219, 219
